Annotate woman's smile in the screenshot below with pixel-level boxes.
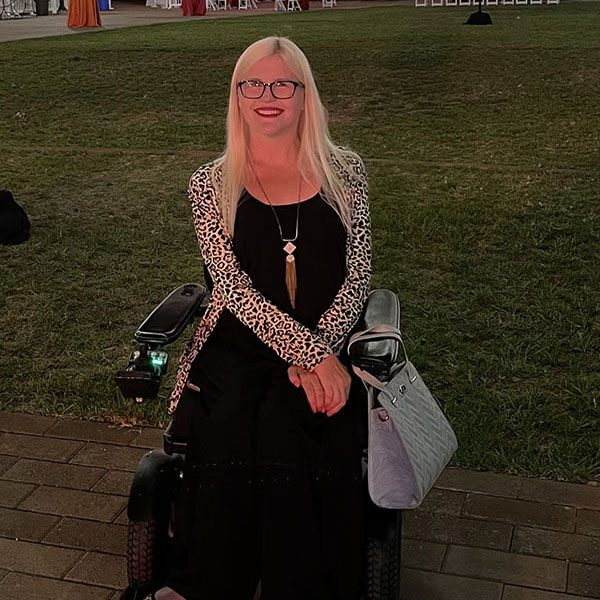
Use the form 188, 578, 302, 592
254, 107, 284, 118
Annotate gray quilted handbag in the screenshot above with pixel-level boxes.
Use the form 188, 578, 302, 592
348, 323, 458, 510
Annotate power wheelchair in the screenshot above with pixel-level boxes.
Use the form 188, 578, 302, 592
117, 284, 403, 600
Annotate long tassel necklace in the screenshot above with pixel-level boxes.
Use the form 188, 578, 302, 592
249, 162, 302, 309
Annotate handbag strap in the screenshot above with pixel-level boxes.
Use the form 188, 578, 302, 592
347, 324, 408, 392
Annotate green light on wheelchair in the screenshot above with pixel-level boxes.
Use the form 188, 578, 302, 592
148, 350, 168, 374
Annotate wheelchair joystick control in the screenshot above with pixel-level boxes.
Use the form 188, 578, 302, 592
116, 284, 207, 403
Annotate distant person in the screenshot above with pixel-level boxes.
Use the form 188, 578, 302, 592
67, 0, 101, 27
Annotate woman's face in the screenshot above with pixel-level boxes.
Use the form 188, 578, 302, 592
237, 53, 304, 141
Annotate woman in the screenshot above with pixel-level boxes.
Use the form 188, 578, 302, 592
157, 36, 372, 600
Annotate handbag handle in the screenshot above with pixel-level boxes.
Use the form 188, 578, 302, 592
347, 324, 409, 392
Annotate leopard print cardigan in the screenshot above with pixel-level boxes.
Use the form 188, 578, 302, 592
168, 152, 372, 414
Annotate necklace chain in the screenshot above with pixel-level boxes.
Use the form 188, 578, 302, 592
248, 161, 301, 243
247, 159, 301, 309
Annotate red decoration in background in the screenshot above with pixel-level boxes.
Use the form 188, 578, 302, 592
182, 0, 206, 15
67, 0, 101, 26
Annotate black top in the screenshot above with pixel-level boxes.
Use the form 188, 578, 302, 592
200, 189, 347, 360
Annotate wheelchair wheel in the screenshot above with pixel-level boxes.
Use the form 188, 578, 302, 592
366, 501, 402, 600
121, 451, 183, 600
127, 518, 163, 592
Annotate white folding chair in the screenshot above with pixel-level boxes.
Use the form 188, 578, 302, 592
415, 0, 426, 6
287, 0, 301, 9
458, 0, 471, 6
431, 0, 443, 6
515, 0, 528, 5
501, 0, 514, 5
48, 0, 69, 12
322, 0, 336, 7
238, 0, 248, 9
207, 0, 218, 8
546, 0, 559, 4
529, 0, 541, 4
216, 0, 228, 8
485, 0, 498, 5
22, 0, 36, 13
445, 0, 458, 6
274, 0, 285, 8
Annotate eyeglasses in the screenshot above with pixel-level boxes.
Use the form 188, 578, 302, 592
237, 79, 305, 100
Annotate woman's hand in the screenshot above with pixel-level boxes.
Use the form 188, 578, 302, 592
288, 365, 326, 414
288, 353, 352, 417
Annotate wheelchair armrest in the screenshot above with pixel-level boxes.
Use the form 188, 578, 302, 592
134, 283, 208, 346
348, 289, 401, 374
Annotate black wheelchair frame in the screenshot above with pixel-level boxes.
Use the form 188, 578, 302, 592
118, 284, 403, 600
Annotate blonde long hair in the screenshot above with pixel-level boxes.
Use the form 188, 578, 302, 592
210, 36, 362, 238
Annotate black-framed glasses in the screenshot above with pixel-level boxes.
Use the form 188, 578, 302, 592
237, 79, 305, 100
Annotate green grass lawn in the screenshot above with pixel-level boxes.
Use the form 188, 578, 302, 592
1, 2, 599, 481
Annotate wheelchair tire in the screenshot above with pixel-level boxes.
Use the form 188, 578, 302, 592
366, 505, 402, 600
122, 451, 183, 600
127, 519, 159, 586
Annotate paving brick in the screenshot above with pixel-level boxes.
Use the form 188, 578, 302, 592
463, 494, 576, 532
0, 572, 113, 600
417, 488, 466, 517
69, 442, 147, 471
129, 425, 165, 449
19, 486, 126, 522
0, 479, 36, 508
519, 478, 600, 510
400, 567, 502, 600
577, 509, 600, 537
43, 517, 127, 555
512, 525, 600, 565
0, 507, 59, 541
2, 458, 105, 490
402, 511, 513, 551
443, 545, 567, 591
435, 468, 522, 499
401, 539, 447, 571
0, 412, 58, 435
568, 563, 600, 597
0, 432, 83, 462
0, 454, 18, 476
65, 551, 127, 589
114, 507, 129, 524
91, 470, 133, 496
503, 584, 600, 600
0, 537, 83, 577
46, 419, 140, 445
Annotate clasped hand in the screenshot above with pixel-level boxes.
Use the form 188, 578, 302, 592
287, 354, 352, 417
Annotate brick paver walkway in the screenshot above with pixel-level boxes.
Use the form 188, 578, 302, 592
0, 410, 599, 600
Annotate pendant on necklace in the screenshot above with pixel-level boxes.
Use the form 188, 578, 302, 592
284, 242, 297, 309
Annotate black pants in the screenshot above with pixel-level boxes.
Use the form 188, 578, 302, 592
166, 333, 367, 600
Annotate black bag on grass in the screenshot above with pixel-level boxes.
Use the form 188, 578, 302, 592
0, 190, 30, 245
